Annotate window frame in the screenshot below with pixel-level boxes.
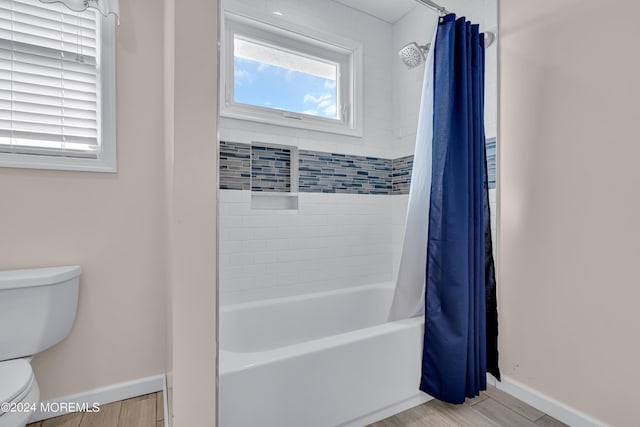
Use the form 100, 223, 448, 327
221, 10, 363, 137
0, 5, 117, 173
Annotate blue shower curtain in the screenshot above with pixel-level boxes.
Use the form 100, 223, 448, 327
419, 14, 500, 404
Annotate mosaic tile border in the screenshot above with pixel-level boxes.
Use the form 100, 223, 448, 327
486, 137, 497, 190
298, 151, 392, 195
219, 139, 497, 195
219, 141, 250, 190
392, 155, 413, 195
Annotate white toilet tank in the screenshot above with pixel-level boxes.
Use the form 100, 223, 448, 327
0, 266, 80, 361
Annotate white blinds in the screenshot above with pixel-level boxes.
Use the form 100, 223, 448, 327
0, 0, 100, 158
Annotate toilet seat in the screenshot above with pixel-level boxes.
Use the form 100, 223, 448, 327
0, 359, 39, 427
0, 359, 34, 414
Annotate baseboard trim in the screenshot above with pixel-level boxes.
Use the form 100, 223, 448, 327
339, 393, 433, 427
162, 375, 170, 427
492, 375, 610, 427
29, 374, 165, 423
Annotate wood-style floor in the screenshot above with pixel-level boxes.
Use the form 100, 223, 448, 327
26, 392, 163, 427
368, 385, 567, 427
27, 386, 565, 427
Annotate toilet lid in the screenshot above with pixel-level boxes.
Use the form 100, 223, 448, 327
0, 359, 34, 415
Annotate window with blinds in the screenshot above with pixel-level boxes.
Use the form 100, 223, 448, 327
0, 0, 107, 163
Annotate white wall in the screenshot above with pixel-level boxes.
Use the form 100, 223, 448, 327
219, 0, 394, 159
220, 191, 393, 303
500, 1, 640, 425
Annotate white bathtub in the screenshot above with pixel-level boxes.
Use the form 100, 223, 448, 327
219, 284, 431, 427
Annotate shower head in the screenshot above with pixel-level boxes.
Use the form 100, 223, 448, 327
399, 32, 497, 69
398, 42, 430, 69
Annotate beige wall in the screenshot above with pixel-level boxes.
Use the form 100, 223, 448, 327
499, 1, 640, 426
0, 0, 168, 400
169, 0, 218, 425
0, 0, 219, 420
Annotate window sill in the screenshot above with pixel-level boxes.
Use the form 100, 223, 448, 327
221, 107, 363, 138
0, 152, 117, 173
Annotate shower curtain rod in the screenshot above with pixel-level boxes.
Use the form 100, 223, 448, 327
414, 0, 450, 15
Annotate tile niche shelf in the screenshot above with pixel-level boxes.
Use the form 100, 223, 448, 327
250, 142, 299, 210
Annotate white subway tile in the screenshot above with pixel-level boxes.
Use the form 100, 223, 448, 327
219, 189, 244, 203
254, 252, 279, 264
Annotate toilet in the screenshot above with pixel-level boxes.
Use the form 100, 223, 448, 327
0, 266, 81, 427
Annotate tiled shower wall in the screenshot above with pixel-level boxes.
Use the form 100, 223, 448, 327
392, 155, 413, 195
251, 146, 291, 192
219, 141, 250, 190
298, 151, 392, 194
220, 141, 415, 195
218, 0, 499, 305
219, 140, 497, 304
220, 191, 494, 305
219, 191, 393, 304
220, 140, 496, 194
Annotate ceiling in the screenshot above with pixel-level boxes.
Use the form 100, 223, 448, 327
334, 0, 418, 24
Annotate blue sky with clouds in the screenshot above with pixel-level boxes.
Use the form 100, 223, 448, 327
234, 57, 338, 119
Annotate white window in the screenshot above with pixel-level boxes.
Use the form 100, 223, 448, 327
0, 0, 116, 172
221, 11, 363, 137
